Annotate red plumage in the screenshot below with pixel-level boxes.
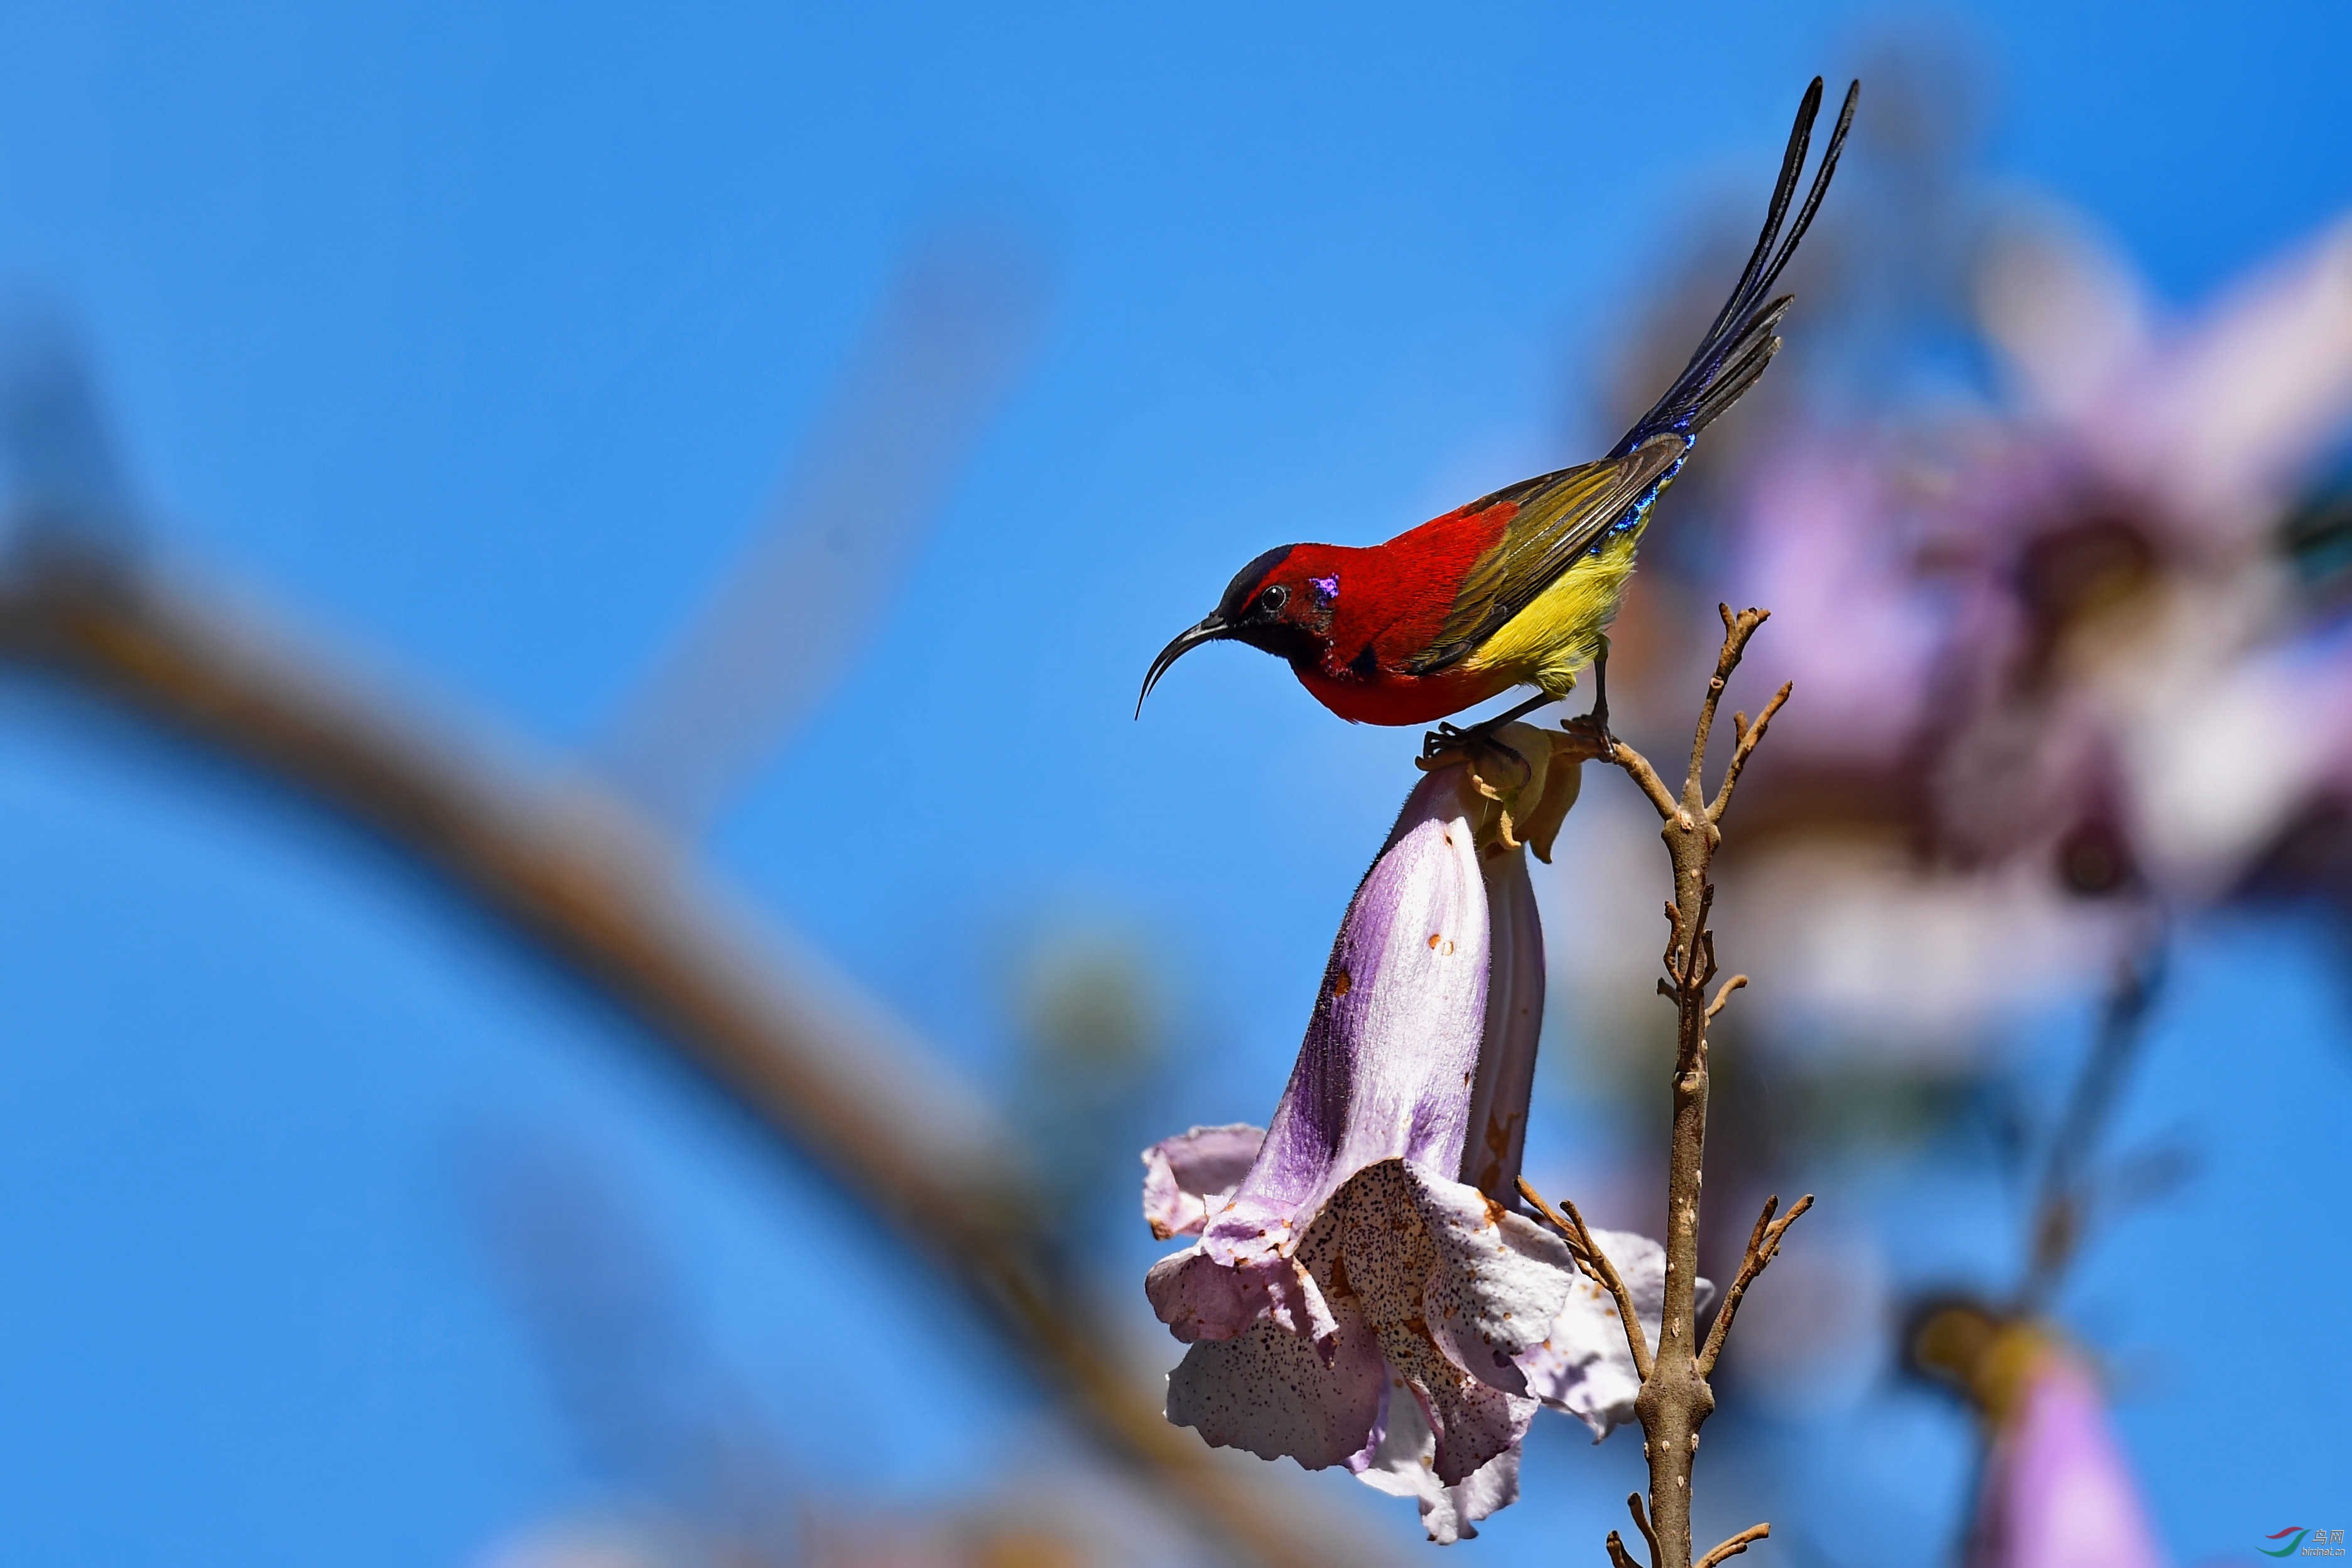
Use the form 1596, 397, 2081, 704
1249, 499, 1526, 725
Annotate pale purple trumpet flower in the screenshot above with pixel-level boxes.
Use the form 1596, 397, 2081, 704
1142, 729, 1677, 1542
1966, 1346, 2167, 1568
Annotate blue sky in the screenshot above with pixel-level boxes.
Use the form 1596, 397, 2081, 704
1, 2, 2348, 1563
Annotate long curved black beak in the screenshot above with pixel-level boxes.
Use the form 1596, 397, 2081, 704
1135, 614, 1231, 717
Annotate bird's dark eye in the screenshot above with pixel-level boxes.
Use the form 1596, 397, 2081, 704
1255, 584, 1289, 615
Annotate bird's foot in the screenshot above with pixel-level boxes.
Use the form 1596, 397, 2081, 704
1419, 691, 1563, 765
1556, 708, 1617, 765
1421, 720, 1475, 762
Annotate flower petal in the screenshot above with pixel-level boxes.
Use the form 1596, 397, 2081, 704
1593, 1225, 1671, 1321
1200, 767, 1492, 1248
1350, 1373, 1527, 1544
1461, 844, 1543, 1203
1320, 1158, 1576, 1482
1414, 1173, 1581, 1388
2130, 214, 2352, 533
1164, 1297, 1386, 1471
1141, 1123, 1265, 1240
1144, 1248, 1252, 1343
1519, 1273, 1642, 1439
1517, 1227, 1705, 1439
1144, 1243, 1330, 1344
1974, 209, 2153, 427
1399, 1344, 1537, 1486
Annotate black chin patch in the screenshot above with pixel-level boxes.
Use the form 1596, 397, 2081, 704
1230, 620, 1317, 662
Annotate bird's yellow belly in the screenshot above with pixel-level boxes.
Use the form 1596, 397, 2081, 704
1458, 524, 1645, 696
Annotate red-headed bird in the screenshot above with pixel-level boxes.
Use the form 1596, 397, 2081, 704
1138, 78, 1857, 730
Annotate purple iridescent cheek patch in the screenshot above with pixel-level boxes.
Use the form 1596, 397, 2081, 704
1310, 572, 1341, 602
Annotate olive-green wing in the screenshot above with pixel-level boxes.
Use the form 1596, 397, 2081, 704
1401, 433, 1687, 676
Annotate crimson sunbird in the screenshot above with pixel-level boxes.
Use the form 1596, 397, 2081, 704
1138, 77, 1857, 730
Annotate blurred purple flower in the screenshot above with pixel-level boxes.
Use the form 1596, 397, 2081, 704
1142, 732, 1672, 1542
1968, 1346, 2166, 1568
1731, 437, 1949, 774
1986, 212, 2352, 550
1739, 210, 2352, 852
1682, 207, 2352, 1056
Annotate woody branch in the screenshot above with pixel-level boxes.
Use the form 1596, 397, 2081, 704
0, 545, 1365, 1568
1524, 605, 1808, 1568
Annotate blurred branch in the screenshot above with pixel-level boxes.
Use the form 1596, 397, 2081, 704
2016, 922, 2169, 1312
461, 1129, 803, 1560
0, 544, 1367, 1568
597, 225, 1046, 835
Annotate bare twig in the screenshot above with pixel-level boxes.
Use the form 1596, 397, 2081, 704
1608, 1533, 1647, 1568
1698, 1192, 1814, 1375
0, 550, 1369, 1568
1696, 1523, 1772, 1568
1576, 604, 1801, 1568
1629, 1491, 1664, 1565
1706, 975, 1748, 1022
1682, 603, 1749, 796
1519, 1176, 1652, 1380
1710, 683, 1791, 825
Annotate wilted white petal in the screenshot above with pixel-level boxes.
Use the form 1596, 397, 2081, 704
1164, 1295, 1386, 1471
1141, 1123, 1265, 1240
1350, 1373, 1527, 1544
1595, 1225, 1672, 1322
